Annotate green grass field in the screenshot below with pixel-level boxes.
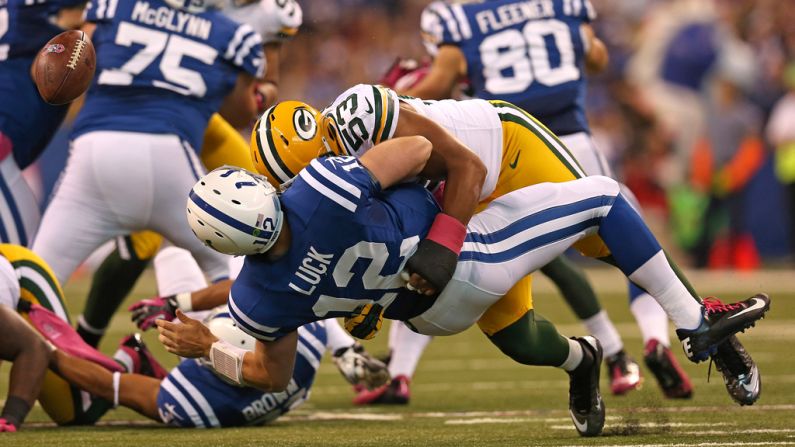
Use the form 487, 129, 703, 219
2, 268, 793, 446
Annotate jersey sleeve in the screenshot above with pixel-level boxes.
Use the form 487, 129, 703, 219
228, 277, 291, 341
322, 84, 400, 156
223, 22, 265, 78
85, 0, 119, 22
419, 1, 473, 55
562, 0, 597, 22
256, 0, 302, 43
293, 156, 381, 214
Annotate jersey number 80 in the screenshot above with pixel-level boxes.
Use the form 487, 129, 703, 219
479, 18, 579, 95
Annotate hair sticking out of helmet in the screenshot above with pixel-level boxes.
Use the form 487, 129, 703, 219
250, 101, 327, 187
186, 167, 283, 256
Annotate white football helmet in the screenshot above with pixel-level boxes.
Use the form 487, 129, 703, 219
163, 0, 224, 13
205, 307, 256, 351
187, 166, 283, 256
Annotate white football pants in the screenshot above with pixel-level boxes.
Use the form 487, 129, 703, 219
32, 131, 229, 285
0, 150, 39, 246
409, 175, 621, 336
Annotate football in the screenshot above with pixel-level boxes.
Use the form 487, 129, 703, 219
32, 30, 96, 105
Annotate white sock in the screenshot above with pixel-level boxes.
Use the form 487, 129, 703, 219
325, 318, 355, 352
387, 321, 432, 379
628, 251, 702, 330
560, 338, 584, 372
582, 310, 623, 357
630, 292, 671, 346
113, 347, 134, 373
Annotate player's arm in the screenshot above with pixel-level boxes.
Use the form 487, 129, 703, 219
581, 24, 608, 74
358, 136, 433, 189
394, 106, 486, 225
129, 280, 234, 330
402, 46, 466, 100
56, 3, 88, 29
219, 73, 259, 129
157, 311, 297, 392
256, 43, 282, 110
0, 306, 52, 431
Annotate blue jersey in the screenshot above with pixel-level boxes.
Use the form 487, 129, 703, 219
156, 321, 327, 427
0, 0, 84, 168
229, 156, 440, 342
421, 0, 595, 135
71, 0, 263, 151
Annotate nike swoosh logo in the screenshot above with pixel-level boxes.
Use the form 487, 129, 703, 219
741, 366, 760, 393
509, 150, 521, 169
570, 410, 588, 433
727, 298, 766, 320
364, 98, 374, 114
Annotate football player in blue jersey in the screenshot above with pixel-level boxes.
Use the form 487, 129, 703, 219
0, 0, 86, 246
31, 0, 264, 288
398, 0, 701, 400
160, 137, 769, 436
75, 0, 304, 349
51, 312, 358, 428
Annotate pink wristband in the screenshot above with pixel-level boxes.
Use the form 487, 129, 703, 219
426, 213, 467, 255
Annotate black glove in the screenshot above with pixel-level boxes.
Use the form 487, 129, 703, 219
405, 238, 458, 292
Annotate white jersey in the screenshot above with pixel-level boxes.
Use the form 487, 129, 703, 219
223, 0, 302, 43
321, 84, 503, 200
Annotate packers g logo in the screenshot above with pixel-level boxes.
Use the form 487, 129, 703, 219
293, 108, 317, 141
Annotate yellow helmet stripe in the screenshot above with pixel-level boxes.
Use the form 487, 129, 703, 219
255, 111, 296, 184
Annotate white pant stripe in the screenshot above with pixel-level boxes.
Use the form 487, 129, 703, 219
297, 325, 326, 355
161, 378, 205, 428
170, 368, 220, 427
296, 340, 320, 369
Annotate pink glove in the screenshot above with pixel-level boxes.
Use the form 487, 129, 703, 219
128, 295, 178, 331
0, 418, 17, 432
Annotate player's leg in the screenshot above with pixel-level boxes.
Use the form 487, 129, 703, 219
148, 137, 229, 282
412, 176, 768, 360
51, 349, 161, 421
77, 232, 161, 346
0, 305, 51, 431
0, 244, 115, 425
0, 148, 39, 247
493, 106, 630, 360
32, 132, 141, 285
353, 320, 429, 405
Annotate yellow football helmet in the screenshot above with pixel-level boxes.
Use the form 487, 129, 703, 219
250, 101, 335, 187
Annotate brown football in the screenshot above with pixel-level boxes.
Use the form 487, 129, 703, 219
32, 30, 96, 105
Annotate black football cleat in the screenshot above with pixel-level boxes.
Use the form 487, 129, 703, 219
676, 293, 770, 363
643, 339, 693, 399
568, 336, 605, 437
711, 335, 760, 406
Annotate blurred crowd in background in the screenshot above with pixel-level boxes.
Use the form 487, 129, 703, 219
34, 0, 795, 269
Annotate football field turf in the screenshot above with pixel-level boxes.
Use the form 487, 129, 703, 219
2, 268, 793, 446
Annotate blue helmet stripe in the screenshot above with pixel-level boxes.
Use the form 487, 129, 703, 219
188, 190, 273, 240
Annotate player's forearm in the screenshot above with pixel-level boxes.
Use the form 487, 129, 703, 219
190, 279, 233, 311
439, 153, 486, 225
51, 350, 116, 402
241, 333, 298, 392
585, 37, 609, 74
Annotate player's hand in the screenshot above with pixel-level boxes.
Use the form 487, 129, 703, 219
332, 342, 390, 390
129, 295, 178, 331
405, 213, 465, 293
156, 310, 217, 358
344, 303, 384, 340
0, 418, 17, 432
